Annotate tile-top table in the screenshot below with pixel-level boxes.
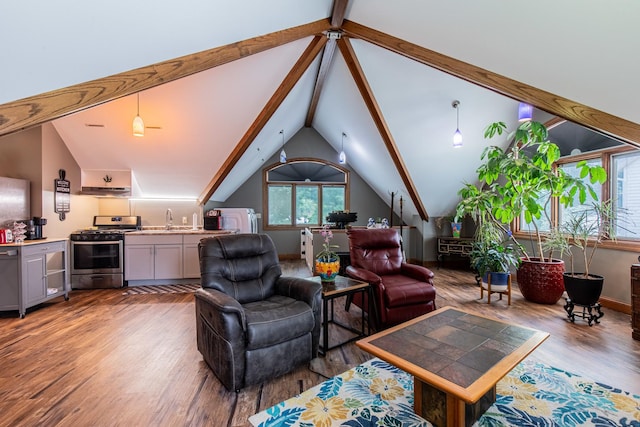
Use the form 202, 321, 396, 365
356, 306, 549, 427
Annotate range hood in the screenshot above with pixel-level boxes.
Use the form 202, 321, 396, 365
80, 186, 131, 196
80, 169, 132, 197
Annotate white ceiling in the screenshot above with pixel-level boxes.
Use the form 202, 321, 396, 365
3, 1, 639, 222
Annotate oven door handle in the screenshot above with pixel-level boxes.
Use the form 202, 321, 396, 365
72, 240, 122, 245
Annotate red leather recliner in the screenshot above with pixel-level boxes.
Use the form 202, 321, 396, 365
345, 228, 436, 329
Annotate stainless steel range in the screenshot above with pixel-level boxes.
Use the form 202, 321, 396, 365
70, 215, 141, 289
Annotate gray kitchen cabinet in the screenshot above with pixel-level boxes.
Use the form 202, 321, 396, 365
0, 248, 20, 312
183, 234, 210, 279
23, 252, 46, 305
154, 244, 183, 279
125, 234, 183, 281
0, 239, 69, 318
124, 244, 154, 280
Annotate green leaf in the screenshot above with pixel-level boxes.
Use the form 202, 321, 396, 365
484, 122, 507, 139
579, 166, 589, 179
578, 187, 587, 204
592, 166, 607, 183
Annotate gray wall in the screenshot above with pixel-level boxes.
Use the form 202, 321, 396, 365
204, 127, 396, 256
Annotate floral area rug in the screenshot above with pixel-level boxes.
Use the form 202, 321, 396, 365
249, 358, 640, 427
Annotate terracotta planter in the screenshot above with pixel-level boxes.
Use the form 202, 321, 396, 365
516, 257, 565, 304
563, 273, 604, 306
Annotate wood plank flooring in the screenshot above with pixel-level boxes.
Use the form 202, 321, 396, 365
1, 263, 639, 427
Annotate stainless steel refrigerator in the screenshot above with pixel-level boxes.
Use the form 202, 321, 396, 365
0, 176, 30, 227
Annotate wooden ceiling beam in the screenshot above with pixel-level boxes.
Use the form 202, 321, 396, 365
305, 37, 338, 127
342, 20, 640, 148
330, 0, 349, 28
0, 19, 331, 138
305, 0, 349, 127
337, 36, 429, 221
198, 35, 328, 204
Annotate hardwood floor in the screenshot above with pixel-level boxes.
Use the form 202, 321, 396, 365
1, 262, 639, 427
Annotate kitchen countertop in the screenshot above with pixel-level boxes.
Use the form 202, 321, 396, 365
0, 237, 68, 247
127, 228, 236, 236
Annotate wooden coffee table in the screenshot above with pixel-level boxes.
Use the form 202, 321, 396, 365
356, 306, 549, 427
306, 275, 372, 356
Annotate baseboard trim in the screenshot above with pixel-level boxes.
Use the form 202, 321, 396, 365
599, 297, 631, 315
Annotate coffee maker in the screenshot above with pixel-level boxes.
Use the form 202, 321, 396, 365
24, 217, 47, 240
204, 209, 221, 230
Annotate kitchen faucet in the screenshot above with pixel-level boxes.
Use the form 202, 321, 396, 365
165, 208, 173, 230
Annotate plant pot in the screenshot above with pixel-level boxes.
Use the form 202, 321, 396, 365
451, 222, 462, 238
563, 273, 604, 306
482, 271, 510, 290
516, 257, 565, 304
315, 257, 340, 282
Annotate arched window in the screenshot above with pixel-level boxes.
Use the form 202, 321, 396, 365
263, 158, 349, 228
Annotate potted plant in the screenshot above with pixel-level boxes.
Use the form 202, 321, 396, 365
469, 220, 520, 291
315, 224, 340, 282
470, 240, 521, 282
456, 120, 607, 304
556, 200, 629, 313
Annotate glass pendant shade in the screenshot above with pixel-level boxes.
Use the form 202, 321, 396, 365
132, 115, 145, 137
132, 93, 144, 137
518, 102, 533, 122
453, 129, 463, 147
279, 129, 286, 163
339, 150, 346, 164
452, 100, 462, 147
339, 132, 347, 164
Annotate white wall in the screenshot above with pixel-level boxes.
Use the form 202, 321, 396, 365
41, 123, 99, 238
0, 1, 330, 104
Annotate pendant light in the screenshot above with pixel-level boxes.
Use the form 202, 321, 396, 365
518, 102, 533, 122
452, 100, 462, 147
339, 132, 347, 164
279, 129, 286, 163
132, 93, 144, 137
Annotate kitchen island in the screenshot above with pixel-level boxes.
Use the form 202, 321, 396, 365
124, 229, 234, 285
0, 238, 69, 317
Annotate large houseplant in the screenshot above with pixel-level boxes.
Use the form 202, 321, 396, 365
456, 120, 607, 304
552, 200, 626, 308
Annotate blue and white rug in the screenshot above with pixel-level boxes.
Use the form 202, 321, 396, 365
249, 358, 640, 427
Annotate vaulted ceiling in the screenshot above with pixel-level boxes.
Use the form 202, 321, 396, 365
1, 1, 639, 223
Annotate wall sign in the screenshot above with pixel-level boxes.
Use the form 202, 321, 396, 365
54, 169, 70, 221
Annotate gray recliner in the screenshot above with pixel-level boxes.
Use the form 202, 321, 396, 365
194, 233, 322, 391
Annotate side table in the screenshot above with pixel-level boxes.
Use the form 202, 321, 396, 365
437, 237, 473, 268
306, 275, 372, 356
